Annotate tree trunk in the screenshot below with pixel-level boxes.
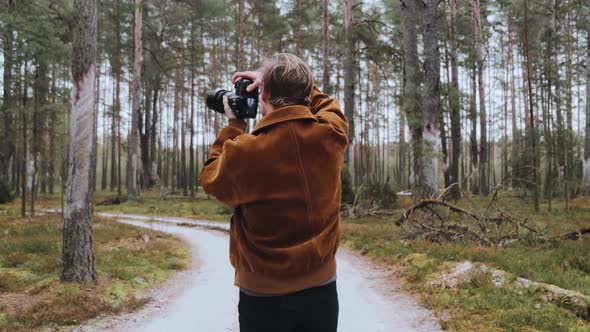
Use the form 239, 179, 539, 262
294, 0, 302, 57
140, 86, 151, 188
470, 65, 479, 194
236, 0, 245, 71
523, 0, 540, 211
190, 21, 196, 198
111, 0, 121, 194
422, 0, 441, 197
449, 0, 461, 199
180, 37, 187, 196
150, 86, 159, 186
401, 0, 425, 200
2, 0, 15, 183
322, 0, 330, 94
21, 64, 27, 218
127, 0, 142, 200
583, 1, 590, 195
473, 0, 488, 196
343, 0, 355, 168
62, 0, 98, 283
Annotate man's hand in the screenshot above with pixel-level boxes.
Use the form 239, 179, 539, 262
223, 96, 237, 119
232, 71, 262, 93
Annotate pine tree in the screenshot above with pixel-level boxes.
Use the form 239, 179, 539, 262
62, 0, 98, 283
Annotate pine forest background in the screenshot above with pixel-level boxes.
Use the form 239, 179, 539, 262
1, 0, 589, 213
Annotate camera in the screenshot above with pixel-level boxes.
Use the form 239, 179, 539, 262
206, 78, 259, 120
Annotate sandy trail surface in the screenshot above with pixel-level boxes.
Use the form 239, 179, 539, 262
71, 212, 440, 332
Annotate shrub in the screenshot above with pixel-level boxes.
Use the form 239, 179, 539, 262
358, 177, 397, 209
0, 178, 13, 204
341, 167, 355, 205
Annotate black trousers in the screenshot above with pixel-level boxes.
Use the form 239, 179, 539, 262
238, 281, 339, 332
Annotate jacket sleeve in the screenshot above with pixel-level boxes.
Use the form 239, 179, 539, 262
309, 85, 349, 138
199, 118, 249, 208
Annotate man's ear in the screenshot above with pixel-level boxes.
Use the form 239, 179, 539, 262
261, 87, 270, 103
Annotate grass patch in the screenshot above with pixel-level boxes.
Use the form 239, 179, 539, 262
0, 213, 189, 331
91, 190, 229, 221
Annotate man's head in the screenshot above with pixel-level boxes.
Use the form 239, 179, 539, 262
259, 53, 314, 116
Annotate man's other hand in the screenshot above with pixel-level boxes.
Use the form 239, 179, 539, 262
223, 96, 237, 119
232, 71, 261, 92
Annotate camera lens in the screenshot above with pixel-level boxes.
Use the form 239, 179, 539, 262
206, 90, 227, 114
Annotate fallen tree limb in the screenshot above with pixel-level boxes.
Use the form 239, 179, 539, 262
553, 227, 590, 241
395, 199, 482, 226
96, 196, 128, 206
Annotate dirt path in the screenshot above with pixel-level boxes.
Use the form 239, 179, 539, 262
73, 213, 440, 332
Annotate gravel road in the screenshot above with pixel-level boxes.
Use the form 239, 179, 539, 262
70, 212, 440, 332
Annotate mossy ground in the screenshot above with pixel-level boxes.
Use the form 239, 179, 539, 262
0, 205, 190, 332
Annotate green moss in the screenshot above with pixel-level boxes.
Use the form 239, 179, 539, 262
0, 213, 190, 331
105, 282, 129, 306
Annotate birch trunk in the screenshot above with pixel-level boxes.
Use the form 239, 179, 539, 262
62, 0, 97, 283
127, 0, 142, 199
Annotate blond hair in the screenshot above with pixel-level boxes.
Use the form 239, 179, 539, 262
260, 53, 314, 108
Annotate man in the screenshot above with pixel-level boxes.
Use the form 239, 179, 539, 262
200, 53, 348, 332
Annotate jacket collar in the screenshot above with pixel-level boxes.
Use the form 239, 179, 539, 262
252, 105, 317, 135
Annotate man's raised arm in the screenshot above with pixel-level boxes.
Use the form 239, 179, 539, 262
199, 118, 248, 208
309, 86, 349, 137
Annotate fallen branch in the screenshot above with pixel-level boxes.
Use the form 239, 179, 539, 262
96, 196, 127, 206
553, 227, 590, 241
393, 189, 545, 246
395, 198, 495, 226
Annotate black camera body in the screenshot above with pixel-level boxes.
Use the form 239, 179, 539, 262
206, 79, 259, 120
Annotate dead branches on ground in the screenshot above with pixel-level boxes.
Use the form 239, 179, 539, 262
96, 196, 127, 206
394, 186, 547, 246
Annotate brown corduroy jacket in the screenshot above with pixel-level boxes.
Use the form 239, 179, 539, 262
199, 86, 348, 294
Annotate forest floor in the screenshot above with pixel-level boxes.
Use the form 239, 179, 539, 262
0, 206, 190, 332
4, 190, 590, 331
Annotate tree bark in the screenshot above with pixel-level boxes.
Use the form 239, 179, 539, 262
422, 0, 441, 197
127, 0, 142, 200
62, 0, 98, 283
401, 0, 425, 200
